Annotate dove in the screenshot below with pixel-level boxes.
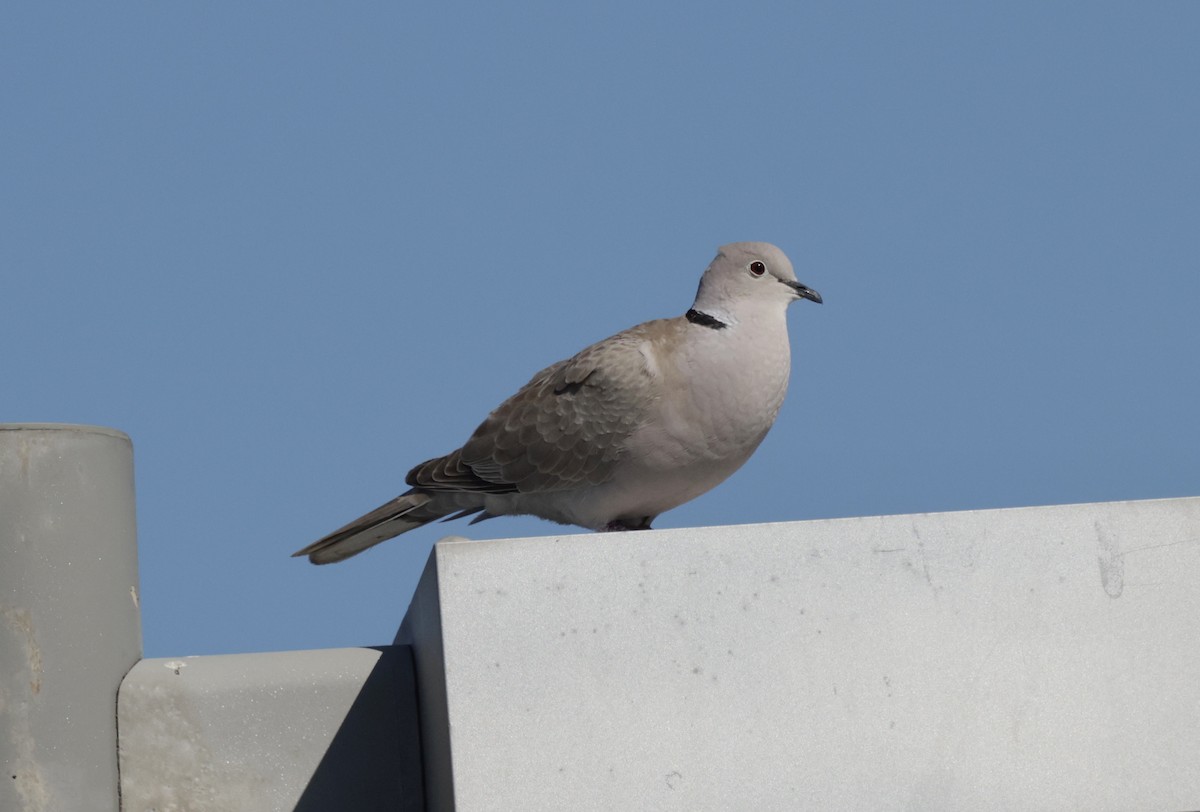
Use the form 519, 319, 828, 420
294, 241, 821, 564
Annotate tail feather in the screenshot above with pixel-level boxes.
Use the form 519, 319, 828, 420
293, 491, 455, 564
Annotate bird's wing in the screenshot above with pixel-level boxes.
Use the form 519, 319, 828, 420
407, 320, 673, 494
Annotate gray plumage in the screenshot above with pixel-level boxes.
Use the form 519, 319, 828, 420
294, 241, 821, 564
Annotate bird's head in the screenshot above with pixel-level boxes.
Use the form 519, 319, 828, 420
691, 242, 822, 325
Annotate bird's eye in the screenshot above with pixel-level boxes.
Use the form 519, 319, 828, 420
749, 261, 766, 277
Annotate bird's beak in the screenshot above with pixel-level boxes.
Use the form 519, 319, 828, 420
783, 279, 822, 304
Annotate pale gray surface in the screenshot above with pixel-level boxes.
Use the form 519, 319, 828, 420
395, 550, 453, 812
117, 646, 423, 812
402, 497, 1200, 811
0, 424, 142, 812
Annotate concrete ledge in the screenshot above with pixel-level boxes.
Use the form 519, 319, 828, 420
117, 646, 423, 811
399, 497, 1200, 811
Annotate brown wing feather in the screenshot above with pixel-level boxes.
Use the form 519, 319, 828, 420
407, 322, 667, 495
406, 447, 519, 494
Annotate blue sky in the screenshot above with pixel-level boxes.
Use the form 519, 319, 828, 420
3, 3, 1197, 657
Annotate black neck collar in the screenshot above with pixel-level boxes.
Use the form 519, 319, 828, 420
686, 308, 728, 330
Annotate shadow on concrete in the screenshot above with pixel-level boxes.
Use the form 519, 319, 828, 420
294, 645, 424, 811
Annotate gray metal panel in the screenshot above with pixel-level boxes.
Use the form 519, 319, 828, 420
402, 497, 1200, 811
117, 646, 423, 811
0, 424, 142, 812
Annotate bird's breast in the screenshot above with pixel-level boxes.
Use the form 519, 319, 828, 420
638, 320, 792, 469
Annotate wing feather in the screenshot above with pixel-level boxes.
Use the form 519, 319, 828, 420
406, 322, 670, 495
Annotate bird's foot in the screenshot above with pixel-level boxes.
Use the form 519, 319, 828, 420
602, 518, 654, 532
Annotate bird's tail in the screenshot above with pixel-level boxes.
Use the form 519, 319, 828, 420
292, 490, 466, 564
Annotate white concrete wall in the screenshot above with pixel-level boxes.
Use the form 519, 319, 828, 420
399, 497, 1200, 811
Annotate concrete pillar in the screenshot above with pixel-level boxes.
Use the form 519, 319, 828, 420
0, 424, 142, 812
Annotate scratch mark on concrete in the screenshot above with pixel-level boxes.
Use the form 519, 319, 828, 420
2, 608, 42, 695
1114, 537, 1199, 557
1095, 521, 1124, 598
911, 523, 936, 591
1, 607, 51, 810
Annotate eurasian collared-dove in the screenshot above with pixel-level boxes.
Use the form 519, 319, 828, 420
295, 241, 821, 564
